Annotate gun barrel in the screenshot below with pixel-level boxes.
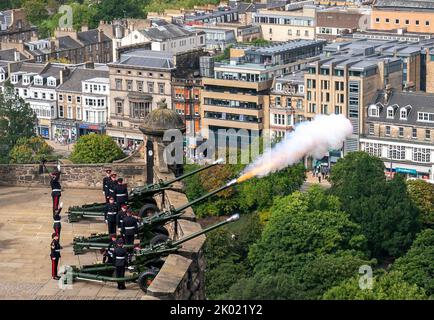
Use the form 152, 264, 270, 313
171, 213, 240, 247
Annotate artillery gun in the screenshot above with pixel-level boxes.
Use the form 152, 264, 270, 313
67, 159, 223, 222
72, 179, 239, 254
62, 214, 240, 292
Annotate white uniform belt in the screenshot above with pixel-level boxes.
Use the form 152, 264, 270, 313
109, 189, 114, 192
52, 189, 62, 192
124, 226, 135, 230
53, 220, 61, 223
117, 194, 127, 197
116, 256, 125, 259
107, 212, 117, 215
55, 249, 61, 252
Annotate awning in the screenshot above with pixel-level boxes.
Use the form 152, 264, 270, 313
79, 123, 103, 131
396, 167, 418, 175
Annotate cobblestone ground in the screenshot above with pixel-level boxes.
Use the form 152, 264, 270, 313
0, 186, 145, 300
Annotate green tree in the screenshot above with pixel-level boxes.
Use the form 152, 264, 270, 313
70, 134, 124, 163
0, 82, 37, 163
95, 0, 144, 22
9, 136, 53, 164
330, 151, 421, 259
0, 0, 22, 10
393, 229, 434, 297
22, 0, 49, 25
323, 271, 427, 300
406, 179, 434, 226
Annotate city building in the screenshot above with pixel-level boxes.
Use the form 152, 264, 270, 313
253, 2, 317, 41
192, 26, 237, 51
55, 65, 109, 142
269, 71, 306, 139
315, 6, 371, 40
200, 40, 325, 142
360, 89, 434, 180
0, 8, 36, 43
184, 6, 240, 25
371, 0, 434, 34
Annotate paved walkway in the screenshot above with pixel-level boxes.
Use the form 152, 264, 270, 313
0, 186, 147, 300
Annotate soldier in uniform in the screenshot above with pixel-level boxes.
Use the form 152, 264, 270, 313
50, 169, 62, 214
102, 169, 112, 203
108, 173, 118, 200
104, 196, 118, 235
117, 204, 128, 236
50, 233, 61, 280
113, 239, 128, 290
114, 177, 129, 212
103, 234, 117, 264
53, 202, 63, 241
122, 209, 138, 246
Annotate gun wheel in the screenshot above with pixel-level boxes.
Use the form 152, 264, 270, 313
150, 234, 168, 246
139, 204, 159, 218
138, 269, 158, 292
151, 226, 169, 237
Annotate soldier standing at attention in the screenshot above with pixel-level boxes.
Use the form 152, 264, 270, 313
113, 239, 127, 290
103, 234, 118, 264
122, 209, 138, 246
102, 169, 112, 203
53, 202, 63, 241
50, 233, 61, 280
50, 169, 62, 214
104, 196, 118, 235
117, 204, 128, 236
115, 177, 129, 212
108, 173, 118, 200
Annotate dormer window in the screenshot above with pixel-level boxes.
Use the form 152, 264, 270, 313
34, 76, 43, 86
47, 77, 57, 87
11, 74, 19, 84
22, 76, 30, 85
387, 107, 394, 119
369, 105, 379, 117
400, 108, 407, 120
275, 83, 282, 91
298, 85, 305, 94
0, 72, 5, 81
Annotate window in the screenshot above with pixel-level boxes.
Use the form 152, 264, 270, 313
77, 96, 81, 103
416, 20, 420, 25
296, 30, 300, 36
426, 21, 430, 26
399, 127, 404, 137
158, 83, 165, 94
117, 121, 123, 127
273, 114, 285, 125
369, 106, 379, 117
137, 81, 143, 92
67, 95, 72, 102
115, 79, 122, 90
400, 108, 407, 120
395, 19, 400, 24
50, 93, 54, 100
304, 30, 309, 37
59, 94, 63, 101
42, 93, 46, 99
369, 123, 374, 135
413, 148, 431, 163
288, 29, 292, 35
33, 91, 38, 98
405, 19, 410, 25
148, 82, 154, 93
59, 106, 64, 118
67, 106, 72, 119
426, 130, 431, 140
131, 102, 151, 118
387, 107, 394, 118
388, 145, 405, 160
417, 112, 434, 122
334, 105, 342, 115
77, 107, 81, 120
127, 80, 133, 91
275, 96, 281, 106
116, 101, 123, 114
365, 142, 382, 157
385, 18, 390, 23
385, 126, 391, 136
412, 128, 417, 139
375, 18, 380, 23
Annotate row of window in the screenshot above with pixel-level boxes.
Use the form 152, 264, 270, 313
115, 79, 166, 94
116, 70, 165, 78
375, 17, 430, 26
369, 124, 431, 140
364, 142, 432, 163
83, 83, 108, 93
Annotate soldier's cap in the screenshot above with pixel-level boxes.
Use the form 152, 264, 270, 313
110, 173, 117, 178
105, 169, 112, 173
121, 204, 128, 209
117, 239, 124, 246
110, 233, 117, 239
117, 177, 123, 183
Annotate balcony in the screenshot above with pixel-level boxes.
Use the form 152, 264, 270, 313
202, 77, 273, 92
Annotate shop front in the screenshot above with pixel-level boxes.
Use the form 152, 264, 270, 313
37, 118, 52, 139
52, 120, 78, 144
79, 123, 105, 136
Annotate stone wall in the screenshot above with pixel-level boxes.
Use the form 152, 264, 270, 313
0, 163, 147, 189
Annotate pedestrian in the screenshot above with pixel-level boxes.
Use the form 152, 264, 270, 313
53, 203, 63, 241
102, 169, 112, 203
113, 239, 128, 290
50, 169, 62, 214
114, 177, 129, 212
122, 209, 138, 246
50, 233, 61, 280
104, 196, 118, 235
318, 174, 322, 183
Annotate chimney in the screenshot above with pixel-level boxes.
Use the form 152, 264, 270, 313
98, 29, 104, 43
14, 50, 20, 62
81, 25, 89, 32
59, 66, 70, 84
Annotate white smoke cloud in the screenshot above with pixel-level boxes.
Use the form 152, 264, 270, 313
240, 114, 353, 179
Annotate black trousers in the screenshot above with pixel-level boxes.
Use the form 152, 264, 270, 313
108, 221, 117, 235
115, 266, 126, 289
124, 234, 134, 245
51, 257, 59, 278
52, 193, 61, 213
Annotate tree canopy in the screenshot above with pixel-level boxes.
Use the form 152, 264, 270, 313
70, 134, 124, 163
8, 136, 54, 163
392, 229, 434, 297
0, 82, 37, 163
330, 151, 421, 259
406, 179, 434, 226
323, 271, 427, 300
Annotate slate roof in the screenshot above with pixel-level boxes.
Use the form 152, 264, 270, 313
77, 29, 111, 45
141, 24, 194, 41
58, 36, 82, 50
57, 68, 109, 93
0, 49, 26, 61
368, 90, 434, 128
112, 49, 175, 69
374, 0, 434, 11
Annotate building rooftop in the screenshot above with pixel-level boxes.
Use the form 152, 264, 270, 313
111, 49, 175, 69
247, 39, 325, 56
141, 23, 199, 41
0, 49, 26, 61
58, 68, 109, 92
374, 0, 434, 11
